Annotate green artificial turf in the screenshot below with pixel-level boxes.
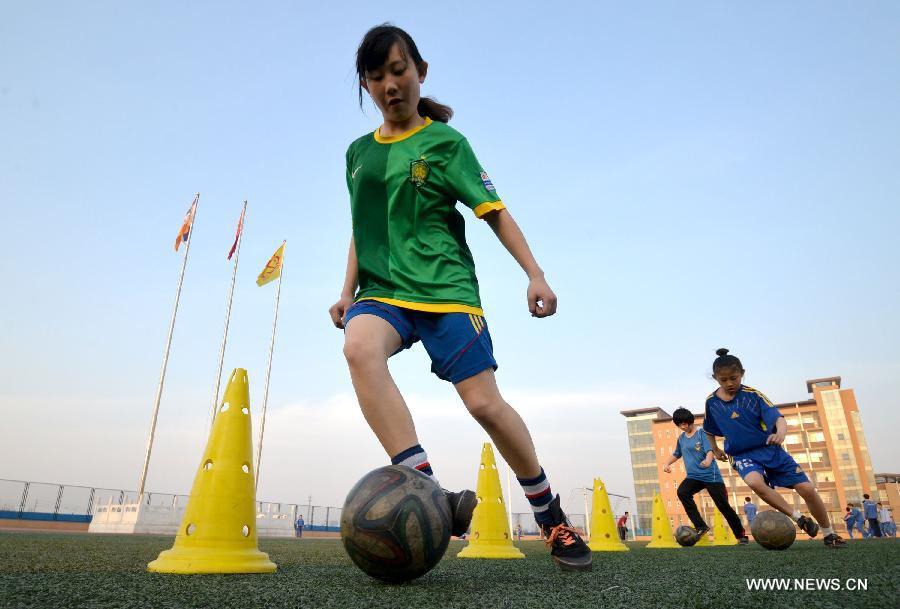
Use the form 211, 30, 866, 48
1, 532, 897, 609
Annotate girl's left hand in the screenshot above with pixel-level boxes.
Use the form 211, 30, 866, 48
528, 276, 557, 318
766, 430, 786, 445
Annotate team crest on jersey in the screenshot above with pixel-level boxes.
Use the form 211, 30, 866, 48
480, 171, 495, 192
409, 159, 430, 188
694, 441, 702, 452
795, 466, 802, 474
731, 411, 740, 419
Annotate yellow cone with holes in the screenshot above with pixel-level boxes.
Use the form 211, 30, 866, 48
457, 443, 524, 559
587, 478, 628, 552
694, 510, 713, 546
712, 508, 738, 545
645, 493, 681, 548
148, 369, 276, 573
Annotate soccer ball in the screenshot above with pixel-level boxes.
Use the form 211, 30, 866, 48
750, 511, 796, 550
341, 465, 452, 583
675, 525, 699, 547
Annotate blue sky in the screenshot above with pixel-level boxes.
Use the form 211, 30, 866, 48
2, 2, 898, 515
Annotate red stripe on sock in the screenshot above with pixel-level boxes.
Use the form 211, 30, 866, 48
526, 487, 551, 500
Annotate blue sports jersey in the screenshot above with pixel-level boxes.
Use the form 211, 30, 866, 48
743, 503, 758, 520
703, 385, 782, 456
673, 427, 722, 483
863, 500, 878, 519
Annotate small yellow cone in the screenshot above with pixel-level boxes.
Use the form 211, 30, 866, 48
693, 509, 713, 546
457, 443, 524, 559
148, 369, 277, 574
645, 493, 680, 548
713, 509, 738, 546
587, 478, 628, 552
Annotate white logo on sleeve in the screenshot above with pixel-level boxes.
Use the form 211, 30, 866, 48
352, 165, 363, 179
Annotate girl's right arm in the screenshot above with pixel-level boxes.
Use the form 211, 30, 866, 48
662, 454, 679, 473
706, 434, 728, 461
329, 235, 358, 329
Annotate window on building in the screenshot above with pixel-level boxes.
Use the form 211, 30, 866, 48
808, 431, 825, 442
842, 453, 850, 461
837, 433, 845, 440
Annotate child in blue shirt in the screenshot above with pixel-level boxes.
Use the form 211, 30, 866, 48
663, 407, 748, 543
862, 494, 882, 537
703, 349, 847, 548
743, 497, 758, 526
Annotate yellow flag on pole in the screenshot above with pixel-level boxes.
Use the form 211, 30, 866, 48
257, 241, 285, 287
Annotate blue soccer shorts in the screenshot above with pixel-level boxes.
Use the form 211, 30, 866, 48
731, 445, 810, 489
343, 300, 498, 384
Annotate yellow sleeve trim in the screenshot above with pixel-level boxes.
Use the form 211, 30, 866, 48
473, 200, 506, 218
362, 297, 484, 316
373, 117, 433, 143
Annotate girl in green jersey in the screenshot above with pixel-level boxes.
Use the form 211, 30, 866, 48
328, 24, 591, 571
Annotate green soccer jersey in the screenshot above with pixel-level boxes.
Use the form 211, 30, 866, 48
345, 118, 505, 315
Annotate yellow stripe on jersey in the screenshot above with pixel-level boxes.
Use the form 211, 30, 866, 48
743, 386, 775, 407
473, 200, 506, 218
362, 297, 484, 316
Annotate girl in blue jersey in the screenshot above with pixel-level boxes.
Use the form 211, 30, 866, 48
704, 349, 846, 548
327, 24, 591, 571
663, 408, 747, 543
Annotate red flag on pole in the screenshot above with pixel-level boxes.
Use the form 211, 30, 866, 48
228, 204, 245, 260
174, 195, 198, 252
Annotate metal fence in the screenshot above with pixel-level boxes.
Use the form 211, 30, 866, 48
1, 479, 638, 537
0, 479, 343, 531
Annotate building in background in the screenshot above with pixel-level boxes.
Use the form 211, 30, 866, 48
875, 473, 898, 513
622, 377, 880, 532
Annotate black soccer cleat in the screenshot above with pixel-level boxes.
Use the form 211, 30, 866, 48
539, 495, 593, 572
444, 489, 477, 537
738, 535, 750, 545
796, 515, 819, 538
823, 533, 848, 548
694, 524, 710, 542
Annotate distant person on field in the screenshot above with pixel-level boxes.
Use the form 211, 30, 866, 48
295, 514, 305, 538
616, 512, 629, 541
743, 497, 758, 527
515, 523, 523, 541
862, 494, 881, 537
844, 504, 862, 539
877, 503, 891, 537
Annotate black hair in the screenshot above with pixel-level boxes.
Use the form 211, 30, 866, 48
712, 348, 744, 376
672, 407, 695, 426
745, 497, 751, 502
864, 493, 870, 499
355, 24, 453, 123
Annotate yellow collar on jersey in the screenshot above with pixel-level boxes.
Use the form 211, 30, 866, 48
374, 117, 433, 143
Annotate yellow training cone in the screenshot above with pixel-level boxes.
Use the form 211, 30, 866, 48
713, 509, 737, 546
645, 493, 680, 548
693, 510, 713, 546
457, 443, 524, 559
148, 369, 277, 574
587, 478, 628, 552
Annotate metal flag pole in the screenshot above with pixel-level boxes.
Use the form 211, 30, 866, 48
138, 193, 200, 496
210, 200, 247, 430
506, 462, 513, 533
255, 240, 286, 490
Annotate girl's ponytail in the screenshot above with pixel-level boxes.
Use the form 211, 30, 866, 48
417, 97, 453, 123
